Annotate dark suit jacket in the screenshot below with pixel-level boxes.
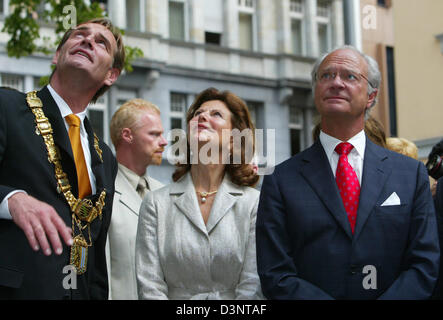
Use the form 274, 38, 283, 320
433, 176, 443, 299
0, 86, 117, 299
256, 138, 440, 299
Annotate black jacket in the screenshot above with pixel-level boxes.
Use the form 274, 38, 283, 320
0, 86, 117, 299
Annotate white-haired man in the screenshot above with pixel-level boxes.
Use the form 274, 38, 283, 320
106, 98, 167, 299
257, 46, 439, 299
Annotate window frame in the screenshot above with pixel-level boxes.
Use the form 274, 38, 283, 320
237, 0, 258, 51
168, 0, 189, 41
289, 0, 306, 56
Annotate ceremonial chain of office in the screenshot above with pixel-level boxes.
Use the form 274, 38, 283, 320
26, 91, 106, 275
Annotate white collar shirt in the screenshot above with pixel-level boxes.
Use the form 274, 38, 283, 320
319, 129, 366, 185
47, 84, 96, 194
118, 163, 150, 192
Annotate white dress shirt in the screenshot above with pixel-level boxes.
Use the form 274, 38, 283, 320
0, 85, 96, 219
319, 129, 366, 184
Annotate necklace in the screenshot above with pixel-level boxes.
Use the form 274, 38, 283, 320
197, 190, 218, 203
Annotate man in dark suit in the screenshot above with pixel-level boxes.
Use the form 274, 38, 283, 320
0, 18, 125, 299
256, 46, 440, 299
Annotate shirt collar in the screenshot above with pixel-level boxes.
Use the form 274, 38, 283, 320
47, 84, 87, 121
118, 163, 148, 191
319, 129, 366, 160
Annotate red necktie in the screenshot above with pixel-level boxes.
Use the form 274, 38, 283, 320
335, 142, 360, 234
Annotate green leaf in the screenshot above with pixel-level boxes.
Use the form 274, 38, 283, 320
3, 0, 143, 74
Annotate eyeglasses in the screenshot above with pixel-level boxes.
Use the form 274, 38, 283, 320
316, 69, 374, 88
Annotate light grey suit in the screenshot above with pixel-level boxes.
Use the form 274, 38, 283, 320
106, 168, 163, 300
135, 172, 263, 300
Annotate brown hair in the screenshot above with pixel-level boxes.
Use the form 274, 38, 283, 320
386, 137, 418, 160
172, 87, 259, 187
364, 116, 387, 148
50, 18, 125, 103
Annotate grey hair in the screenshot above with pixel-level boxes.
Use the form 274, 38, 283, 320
311, 45, 382, 113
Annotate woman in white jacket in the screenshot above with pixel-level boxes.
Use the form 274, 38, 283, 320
135, 87, 263, 300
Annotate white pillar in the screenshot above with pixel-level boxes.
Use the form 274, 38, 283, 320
189, 0, 205, 43
305, 0, 318, 57
224, 0, 239, 48
331, 0, 345, 48
277, 0, 292, 54
343, 0, 362, 50
108, 0, 127, 30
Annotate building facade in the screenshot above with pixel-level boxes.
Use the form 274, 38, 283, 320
360, 0, 443, 161
0, 0, 345, 184
391, 0, 443, 160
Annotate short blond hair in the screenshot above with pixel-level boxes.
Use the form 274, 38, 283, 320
110, 98, 160, 148
386, 137, 418, 160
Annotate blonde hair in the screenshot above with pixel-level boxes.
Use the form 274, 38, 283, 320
386, 137, 418, 160
110, 98, 160, 148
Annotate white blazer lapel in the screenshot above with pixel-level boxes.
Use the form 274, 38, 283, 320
172, 173, 208, 235
206, 175, 242, 234
115, 170, 142, 216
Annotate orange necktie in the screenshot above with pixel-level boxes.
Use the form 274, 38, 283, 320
65, 114, 92, 199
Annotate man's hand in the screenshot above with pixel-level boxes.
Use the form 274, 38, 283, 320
8, 193, 73, 256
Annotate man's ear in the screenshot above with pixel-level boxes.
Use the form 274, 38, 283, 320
52, 50, 60, 65
121, 128, 133, 144
366, 88, 378, 109
104, 67, 120, 86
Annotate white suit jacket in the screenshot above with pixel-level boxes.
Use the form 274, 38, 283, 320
106, 168, 163, 300
135, 172, 263, 300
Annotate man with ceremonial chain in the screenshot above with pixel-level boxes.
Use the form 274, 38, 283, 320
0, 18, 125, 299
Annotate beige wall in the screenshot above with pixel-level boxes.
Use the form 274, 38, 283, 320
360, 0, 394, 135
393, 0, 443, 141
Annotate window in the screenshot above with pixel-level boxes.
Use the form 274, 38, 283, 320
205, 32, 222, 45
126, 0, 144, 32
170, 92, 187, 130
34, 77, 43, 91
204, 0, 223, 45
291, 19, 303, 55
317, 0, 330, 18
0, 0, 6, 15
318, 23, 329, 55
239, 13, 253, 50
238, 0, 256, 51
238, 0, 254, 8
0, 73, 24, 91
244, 100, 264, 129
316, 0, 331, 55
289, 106, 303, 156
87, 94, 109, 144
169, 0, 186, 41
290, 0, 305, 55
386, 46, 397, 136
290, 0, 303, 13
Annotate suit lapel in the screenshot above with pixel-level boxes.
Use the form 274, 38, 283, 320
115, 170, 141, 216
172, 173, 208, 235
300, 141, 353, 239
353, 138, 390, 240
37, 86, 78, 194
205, 175, 241, 234
84, 116, 105, 192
